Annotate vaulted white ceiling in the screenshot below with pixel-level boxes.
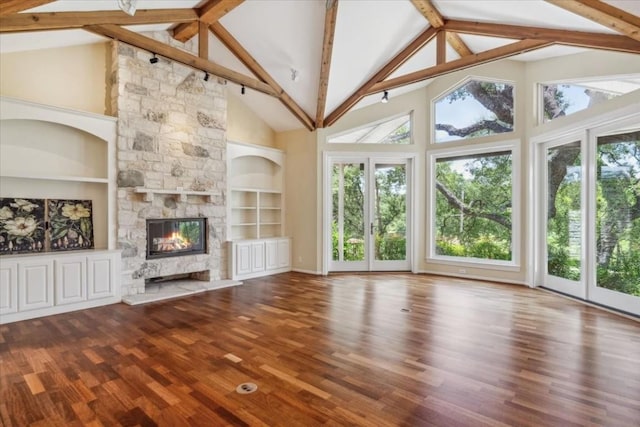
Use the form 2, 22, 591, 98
1, 0, 639, 131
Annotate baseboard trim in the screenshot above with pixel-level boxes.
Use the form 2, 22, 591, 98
417, 269, 527, 286
291, 268, 322, 275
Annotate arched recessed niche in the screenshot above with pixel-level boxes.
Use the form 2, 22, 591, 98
0, 96, 116, 250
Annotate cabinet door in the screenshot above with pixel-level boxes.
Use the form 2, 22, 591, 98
55, 256, 87, 305
277, 239, 290, 268
236, 242, 253, 276
18, 259, 54, 311
265, 240, 278, 270
87, 254, 116, 300
251, 241, 265, 273
0, 261, 18, 315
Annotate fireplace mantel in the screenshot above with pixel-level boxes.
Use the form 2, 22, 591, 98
134, 187, 221, 203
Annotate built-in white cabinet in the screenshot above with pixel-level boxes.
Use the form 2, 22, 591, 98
0, 97, 122, 324
0, 250, 120, 324
55, 256, 87, 305
228, 142, 291, 280
0, 260, 18, 315
277, 238, 290, 268
87, 253, 117, 300
229, 238, 291, 280
18, 259, 54, 312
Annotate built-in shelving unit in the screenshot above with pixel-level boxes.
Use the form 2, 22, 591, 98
227, 142, 290, 280
230, 187, 282, 240
0, 96, 121, 323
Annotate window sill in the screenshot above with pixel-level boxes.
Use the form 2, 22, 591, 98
425, 256, 521, 273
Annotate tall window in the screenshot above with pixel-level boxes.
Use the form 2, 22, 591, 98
430, 143, 518, 265
546, 141, 582, 281
328, 112, 412, 144
434, 78, 514, 143
596, 130, 640, 297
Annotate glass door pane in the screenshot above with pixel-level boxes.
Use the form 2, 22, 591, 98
331, 162, 367, 270
592, 130, 640, 312
372, 163, 409, 270
545, 141, 583, 296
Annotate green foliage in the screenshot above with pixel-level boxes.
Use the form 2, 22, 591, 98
435, 239, 465, 257
436, 235, 510, 260
435, 153, 513, 261
375, 235, 406, 261
332, 163, 407, 262
547, 245, 581, 281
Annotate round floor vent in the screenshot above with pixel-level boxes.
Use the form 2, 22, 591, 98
236, 382, 258, 394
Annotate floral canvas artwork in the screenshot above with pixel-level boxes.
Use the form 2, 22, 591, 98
48, 199, 94, 251
0, 198, 46, 254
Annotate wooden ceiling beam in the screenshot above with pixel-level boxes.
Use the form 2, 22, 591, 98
209, 22, 315, 131
545, 0, 640, 43
324, 26, 438, 128
436, 30, 446, 64
0, 9, 197, 33
316, 0, 339, 128
198, 21, 208, 59
444, 19, 640, 53
410, 0, 473, 58
173, 0, 243, 43
368, 39, 552, 94
446, 32, 473, 57
0, 0, 55, 17
84, 24, 277, 97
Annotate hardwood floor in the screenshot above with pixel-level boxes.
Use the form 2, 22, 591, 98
1, 272, 639, 426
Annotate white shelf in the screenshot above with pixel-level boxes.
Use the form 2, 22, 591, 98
1, 173, 109, 184
233, 187, 281, 194
135, 187, 221, 203
227, 142, 285, 241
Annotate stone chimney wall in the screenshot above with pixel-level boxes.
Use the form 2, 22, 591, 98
108, 34, 227, 296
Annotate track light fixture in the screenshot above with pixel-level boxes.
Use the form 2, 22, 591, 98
149, 53, 158, 64
291, 68, 300, 82
241, 85, 245, 95
117, 0, 138, 16
381, 90, 389, 104
204, 72, 209, 82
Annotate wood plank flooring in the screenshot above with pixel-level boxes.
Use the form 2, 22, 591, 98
1, 272, 639, 426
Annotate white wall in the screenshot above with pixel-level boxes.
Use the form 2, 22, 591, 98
227, 92, 276, 147
0, 43, 108, 115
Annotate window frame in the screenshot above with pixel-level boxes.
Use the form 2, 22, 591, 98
431, 75, 517, 145
426, 139, 521, 271
326, 111, 414, 145
537, 74, 640, 125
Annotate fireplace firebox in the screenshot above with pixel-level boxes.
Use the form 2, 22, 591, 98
146, 218, 207, 260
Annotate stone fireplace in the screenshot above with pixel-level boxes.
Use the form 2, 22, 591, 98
108, 33, 228, 296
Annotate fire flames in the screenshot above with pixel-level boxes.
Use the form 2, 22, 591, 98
154, 231, 193, 252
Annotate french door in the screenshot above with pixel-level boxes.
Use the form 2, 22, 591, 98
538, 121, 640, 315
326, 155, 412, 272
